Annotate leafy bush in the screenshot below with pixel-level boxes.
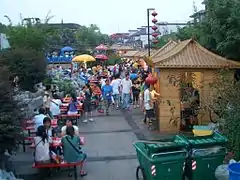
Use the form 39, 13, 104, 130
54, 79, 76, 97
206, 70, 240, 160
0, 66, 22, 154
0, 48, 46, 92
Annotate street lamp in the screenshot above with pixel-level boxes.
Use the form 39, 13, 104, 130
147, 8, 155, 57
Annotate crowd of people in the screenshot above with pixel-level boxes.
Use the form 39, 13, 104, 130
31, 60, 160, 177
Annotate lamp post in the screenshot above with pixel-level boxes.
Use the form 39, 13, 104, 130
147, 8, 155, 57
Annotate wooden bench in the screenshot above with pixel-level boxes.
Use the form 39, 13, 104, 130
32, 161, 83, 180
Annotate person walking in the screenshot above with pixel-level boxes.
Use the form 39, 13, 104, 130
121, 73, 132, 110
102, 79, 113, 115
111, 75, 121, 109
143, 84, 154, 123
82, 84, 94, 123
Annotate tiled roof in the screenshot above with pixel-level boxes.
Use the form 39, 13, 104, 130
109, 44, 134, 50
154, 39, 240, 68
122, 50, 139, 57
134, 49, 157, 57
152, 40, 178, 62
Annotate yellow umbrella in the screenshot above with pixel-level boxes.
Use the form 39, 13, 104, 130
72, 54, 96, 63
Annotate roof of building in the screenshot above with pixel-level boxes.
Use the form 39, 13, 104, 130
134, 49, 157, 57
109, 44, 134, 50
153, 39, 240, 69
122, 50, 139, 57
152, 40, 178, 62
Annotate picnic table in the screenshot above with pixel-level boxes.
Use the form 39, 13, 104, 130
30, 136, 84, 148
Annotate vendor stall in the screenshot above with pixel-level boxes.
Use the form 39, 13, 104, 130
153, 39, 240, 133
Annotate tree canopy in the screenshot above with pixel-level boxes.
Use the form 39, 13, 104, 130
172, 0, 240, 60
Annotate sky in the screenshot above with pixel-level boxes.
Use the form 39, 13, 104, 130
0, 0, 204, 35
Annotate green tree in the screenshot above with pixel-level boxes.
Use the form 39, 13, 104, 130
176, 0, 240, 60
0, 65, 22, 154
202, 0, 240, 60
0, 48, 46, 91
207, 70, 240, 160
153, 32, 178, 48
75, 24, 108, 49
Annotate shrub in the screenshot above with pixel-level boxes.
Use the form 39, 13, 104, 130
0, 48, 46, 92
207, 70, 240, 160
0, 66, 22, 154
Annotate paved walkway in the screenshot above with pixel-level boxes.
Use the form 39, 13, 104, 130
14, 109, 175, 180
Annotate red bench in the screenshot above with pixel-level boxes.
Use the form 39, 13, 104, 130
33, 161, 83, 180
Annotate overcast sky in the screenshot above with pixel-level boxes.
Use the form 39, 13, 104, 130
0, 0, 204, 34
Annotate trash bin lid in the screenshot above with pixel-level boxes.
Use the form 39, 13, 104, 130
178, 132, 228, 148
145, 139, 186, 155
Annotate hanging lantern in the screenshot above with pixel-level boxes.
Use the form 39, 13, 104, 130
151, 11, 158, 17
145, 73, 157, 85
152, 25, 158, 31
152, 32, 159, 38
152, 18, 158, 23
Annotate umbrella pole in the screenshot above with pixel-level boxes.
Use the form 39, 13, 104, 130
84, 62, 87, 69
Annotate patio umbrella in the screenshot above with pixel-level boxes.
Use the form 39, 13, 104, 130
95, 54, 108, 60
61, 46, 74, 52
96, 44, 108, 51
72, 54, 96, 63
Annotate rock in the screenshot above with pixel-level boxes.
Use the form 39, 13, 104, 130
0, 169, 23, 180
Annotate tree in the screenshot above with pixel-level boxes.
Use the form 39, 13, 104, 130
153, 32, 178, 48
175, 0, 240, 60
0, 65, 22, 154
75, 24, 109, 49
206, 70, 240, 160
0, 48, 46, 91
202, 0, 240, 60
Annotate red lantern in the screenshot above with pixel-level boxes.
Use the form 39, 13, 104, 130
151, 11, 158, 17
152, 39, 158, 44
152, 25, 158, 31
145, 73, 157, 85
152, 18, 158, 23
152, 32, 159, 38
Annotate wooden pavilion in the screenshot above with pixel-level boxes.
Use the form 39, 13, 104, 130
152, 38, 240, 133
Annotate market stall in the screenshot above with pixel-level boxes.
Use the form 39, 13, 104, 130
153, 39, 240, 133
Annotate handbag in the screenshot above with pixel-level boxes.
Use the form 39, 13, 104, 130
65, 136, 82, 155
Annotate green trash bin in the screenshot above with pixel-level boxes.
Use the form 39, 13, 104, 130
133, 137, 188, 180
176, 132, 228, 180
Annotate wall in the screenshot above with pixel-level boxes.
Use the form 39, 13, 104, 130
157, 68, 219, 132
158, 69, 181, 133
200, 69, 218, 124
47, 63, 71, 70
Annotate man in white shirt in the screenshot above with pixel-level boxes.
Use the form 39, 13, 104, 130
61, 120, 79, 136
32, 108, 47, 130
144, 84, 154, 123
121, 73, 132, 110
111, 76, 122, 109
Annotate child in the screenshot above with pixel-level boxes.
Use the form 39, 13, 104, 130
67, 95, 78, 115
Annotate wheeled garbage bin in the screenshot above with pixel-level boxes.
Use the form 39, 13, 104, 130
176, 132, 228, 180
133, 137, 188, 180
